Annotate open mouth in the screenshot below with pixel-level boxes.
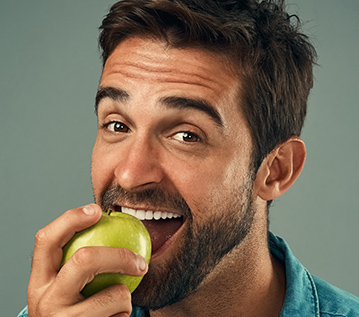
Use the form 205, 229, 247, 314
114, 205, 185, 255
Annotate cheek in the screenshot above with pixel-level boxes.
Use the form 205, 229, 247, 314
180, 154, 252, 221
169, 159, 231, 215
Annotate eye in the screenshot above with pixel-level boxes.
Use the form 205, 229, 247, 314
104, 121, 130, 133
172, 131, 201, 143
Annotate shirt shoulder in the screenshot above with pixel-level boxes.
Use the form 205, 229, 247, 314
313, 276, 359, 317
17, 306, 28, 317
269, 232, 359, 317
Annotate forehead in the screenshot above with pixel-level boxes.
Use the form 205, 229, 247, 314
100, 37, 241, 107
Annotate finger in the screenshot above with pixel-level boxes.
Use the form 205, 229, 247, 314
30, 204, 102, 289
49, 246, 148, 304
70, 284, 132, 317
34, 284, 132, 317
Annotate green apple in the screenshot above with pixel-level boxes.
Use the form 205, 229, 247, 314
62, 210, 151, 298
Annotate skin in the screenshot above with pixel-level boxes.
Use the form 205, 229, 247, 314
27, 36, 306, 316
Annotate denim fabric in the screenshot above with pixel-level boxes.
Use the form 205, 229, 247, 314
17, 307, 28, 317
269, 233, 359, 317
17, 232, 359, 316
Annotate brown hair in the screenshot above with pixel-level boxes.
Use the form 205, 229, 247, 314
99, 0, 316, 172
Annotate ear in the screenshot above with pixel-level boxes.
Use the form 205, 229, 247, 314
254, 137, 306, 201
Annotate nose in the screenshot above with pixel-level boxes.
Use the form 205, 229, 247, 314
114, 135, 165, 192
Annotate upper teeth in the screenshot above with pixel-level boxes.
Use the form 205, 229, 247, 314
122, 206, 182, 221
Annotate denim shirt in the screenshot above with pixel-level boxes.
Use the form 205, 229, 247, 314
17, 232, 359, 317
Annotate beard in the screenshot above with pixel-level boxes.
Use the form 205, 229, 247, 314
98, 172, 255, 311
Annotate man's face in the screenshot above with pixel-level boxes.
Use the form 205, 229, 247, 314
92, 37, 256, 309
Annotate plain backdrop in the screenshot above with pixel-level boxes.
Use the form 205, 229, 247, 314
1, 1, 358, 315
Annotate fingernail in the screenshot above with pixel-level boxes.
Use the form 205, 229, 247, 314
83, 204, 95, 216
137, 255, 147, 271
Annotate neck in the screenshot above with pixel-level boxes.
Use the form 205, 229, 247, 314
150, 229, 286, 317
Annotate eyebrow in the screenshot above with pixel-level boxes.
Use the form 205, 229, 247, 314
95, 86, 129, 115
159, 96, 223, 128
95, 86, 223, 127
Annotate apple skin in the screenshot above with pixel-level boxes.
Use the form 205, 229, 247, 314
62, 211, 151, 298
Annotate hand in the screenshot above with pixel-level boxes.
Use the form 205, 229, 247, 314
27, 204, 148, 317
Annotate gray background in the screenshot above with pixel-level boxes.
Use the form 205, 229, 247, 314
1, 1, 358, 315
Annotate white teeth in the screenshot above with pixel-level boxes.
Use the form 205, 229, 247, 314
153, 211, 162, 220
121, 207, 181, 220
145, 210, 153, 220
121, 206, 136, 217
136, 210, 146, 220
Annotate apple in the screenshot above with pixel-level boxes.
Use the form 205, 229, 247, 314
62, 210, 151, 298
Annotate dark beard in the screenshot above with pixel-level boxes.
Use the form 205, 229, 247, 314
99, 175, 255, 311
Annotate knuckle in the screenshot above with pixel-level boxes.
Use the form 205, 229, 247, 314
71, 247, 96, 267
91, 284, 132, 316
117, 247, 130, 259
36, 292, 59, 317
34, 227, 50, 246
116, 248, 136, 265
36, 300, 55, 317
109, 284, 132, 315
113, 283, 132, 303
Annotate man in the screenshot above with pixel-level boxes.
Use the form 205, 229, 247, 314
18, 0, 359, 316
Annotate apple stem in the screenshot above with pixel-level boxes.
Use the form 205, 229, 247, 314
107, 209, 113, 216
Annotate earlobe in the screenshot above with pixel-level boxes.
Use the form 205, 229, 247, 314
255, 137, 306, 201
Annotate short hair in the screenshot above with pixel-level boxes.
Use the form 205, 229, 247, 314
99, 0, 317, 172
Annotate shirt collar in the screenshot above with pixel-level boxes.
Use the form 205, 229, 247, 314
268, 232, 320, 317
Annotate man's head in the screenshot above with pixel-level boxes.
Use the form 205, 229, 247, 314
91, 0, 315, 311
99, 0, 316, 172
92, 36, 258, 309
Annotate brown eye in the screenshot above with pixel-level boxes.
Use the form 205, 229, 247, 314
106, 121, 130, 133
173, 131, 201, 143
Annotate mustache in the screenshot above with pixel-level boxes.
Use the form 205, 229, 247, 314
100, 185, 192, 218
